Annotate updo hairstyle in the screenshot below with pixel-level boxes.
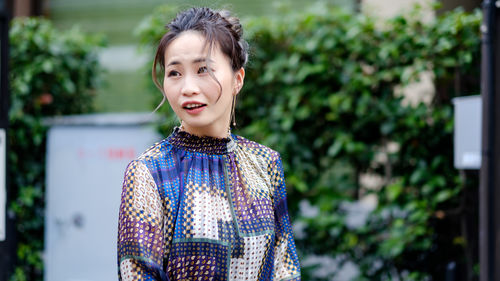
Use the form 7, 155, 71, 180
152, 7, 249, 97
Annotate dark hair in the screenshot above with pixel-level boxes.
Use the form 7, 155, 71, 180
152, 7, 249, 100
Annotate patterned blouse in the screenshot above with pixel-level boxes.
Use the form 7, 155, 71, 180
117, 127, 301, 281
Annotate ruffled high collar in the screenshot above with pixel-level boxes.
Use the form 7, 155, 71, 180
166, 127, 237, 155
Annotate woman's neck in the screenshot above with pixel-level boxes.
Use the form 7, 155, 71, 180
180, 122, 230, 139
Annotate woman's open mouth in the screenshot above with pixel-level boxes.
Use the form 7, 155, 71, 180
183, 103, 207, 114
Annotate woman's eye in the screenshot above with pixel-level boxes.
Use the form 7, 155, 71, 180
168, 70, 180, 77
198, 66, 208, 74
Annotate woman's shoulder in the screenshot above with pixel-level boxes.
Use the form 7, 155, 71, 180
234, 135, 281, 161
135, 138, 172, 163
123, 138, 173, 176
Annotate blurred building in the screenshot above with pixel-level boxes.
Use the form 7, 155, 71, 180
440, 0, 482, 12
361, 0, 481, 20
10, 0, 48, 17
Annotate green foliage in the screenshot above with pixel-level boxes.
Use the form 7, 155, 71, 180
134, 4, 179, 126
8, 18, 104, 281
136, 3, 481, 280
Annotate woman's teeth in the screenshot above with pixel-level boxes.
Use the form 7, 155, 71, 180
184, 104, 205, 109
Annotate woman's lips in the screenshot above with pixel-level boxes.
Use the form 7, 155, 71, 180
183, 103, 207, 114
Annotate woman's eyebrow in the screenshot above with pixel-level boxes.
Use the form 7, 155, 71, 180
166, 58, 214, 67
166, 60, 180, 67
193, 57, 215, 64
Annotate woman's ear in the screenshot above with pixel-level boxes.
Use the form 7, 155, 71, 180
234, 67, 245, 95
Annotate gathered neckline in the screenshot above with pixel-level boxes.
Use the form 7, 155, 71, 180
166, 127, 237, 155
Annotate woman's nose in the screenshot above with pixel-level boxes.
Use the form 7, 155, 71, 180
181, 74, 200, 96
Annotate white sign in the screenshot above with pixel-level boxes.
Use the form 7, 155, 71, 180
453, 96, 482, 169
0, 128, 5, 241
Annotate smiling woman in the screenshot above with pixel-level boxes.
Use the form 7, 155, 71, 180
117, 7, 301, 281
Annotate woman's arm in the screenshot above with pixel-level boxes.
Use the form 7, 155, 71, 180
271, 154, 301, 281
117, 160, 167, 281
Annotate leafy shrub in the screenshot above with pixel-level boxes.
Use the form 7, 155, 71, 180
136, 4, 481, 280
8, 18, 104, 281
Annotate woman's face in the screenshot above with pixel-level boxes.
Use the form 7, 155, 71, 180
163, 31, 245, 138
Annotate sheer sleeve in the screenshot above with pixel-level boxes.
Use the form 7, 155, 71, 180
271, 154, 301, 281
118, 160, 167, 281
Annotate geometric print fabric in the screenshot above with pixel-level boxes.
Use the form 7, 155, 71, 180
118, 127, 301, 280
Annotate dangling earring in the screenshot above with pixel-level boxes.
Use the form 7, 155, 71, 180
231, 95, 236, 127
227, 95, 236, 137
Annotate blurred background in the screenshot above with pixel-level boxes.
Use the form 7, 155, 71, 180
0, 0, 489, 280
47, 0, 354, 112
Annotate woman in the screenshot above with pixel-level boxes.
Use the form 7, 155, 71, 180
117, 7, 301, 281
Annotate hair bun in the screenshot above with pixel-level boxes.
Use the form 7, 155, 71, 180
218, 10, 243, 40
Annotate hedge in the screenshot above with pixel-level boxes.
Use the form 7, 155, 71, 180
137, 4, 481, 280
8, 18, 104, 281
